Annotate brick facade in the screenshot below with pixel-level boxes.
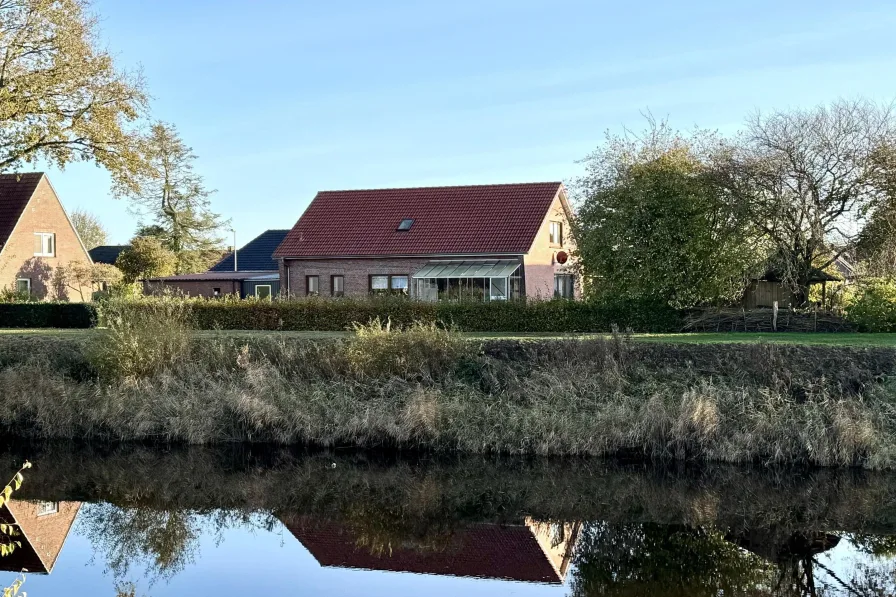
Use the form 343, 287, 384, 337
280, 255, 525, 298
3, 499, 81, 573
0, 176, 92, 301
144, 279, 241, 298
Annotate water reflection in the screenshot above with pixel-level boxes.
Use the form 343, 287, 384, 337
1, 444, 895, 596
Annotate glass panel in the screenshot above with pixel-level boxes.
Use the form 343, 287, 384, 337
16, 278, 30, 295
370, 275, 388, 290
390, 275, 409, 292
48, 233, 55, 255
554, 275, 574, 298
306, 276, 319, 295
332, 276, 344, 296
490, 278, 508, 301
255, 285, 272, 299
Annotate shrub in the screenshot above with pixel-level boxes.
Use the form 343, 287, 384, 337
846, 279, 896, 332
0, 303, 96, 328
86, 297, 193, 380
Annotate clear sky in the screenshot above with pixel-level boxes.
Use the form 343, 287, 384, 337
40, 0, 896, 245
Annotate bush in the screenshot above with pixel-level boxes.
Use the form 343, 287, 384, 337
0, 303, 96, 328
187, 296, 683, 333
86, 297, 193, 380
846, 279, 896, 332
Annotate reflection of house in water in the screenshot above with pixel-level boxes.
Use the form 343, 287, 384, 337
282, 516, 581, 585
0, 500, 82, 574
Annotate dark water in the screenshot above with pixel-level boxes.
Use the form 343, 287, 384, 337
1, 444, 896, 596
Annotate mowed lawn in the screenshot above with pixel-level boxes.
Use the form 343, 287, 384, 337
2, 328, 896, 346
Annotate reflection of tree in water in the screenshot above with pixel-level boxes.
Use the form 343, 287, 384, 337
571, 522, 896, 597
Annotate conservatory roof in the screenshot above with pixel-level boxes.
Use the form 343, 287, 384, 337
413, 259, 520, 279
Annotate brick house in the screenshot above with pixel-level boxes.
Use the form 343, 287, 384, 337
0, 173, 93, 301
0, 499, 82, 574
143, 229, 288, 298
273, 182, 577, 300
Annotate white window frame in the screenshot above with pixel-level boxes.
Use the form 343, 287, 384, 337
390, 275, 409, 293
34, 232, 56, 257
36, 501, 59, 516
255, 284, 273, 299
331, 275, 344, 297
306, 275, 319, 296
15, 278, 31, 295
370, 275, 389, 292
549, 221, 563, 246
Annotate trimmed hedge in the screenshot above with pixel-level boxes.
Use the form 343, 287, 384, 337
189, 297, 684, 333
0, 303, 96, 328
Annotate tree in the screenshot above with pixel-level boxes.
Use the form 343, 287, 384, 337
115, 236, 176, 283
54, 260, 122, 300
717, 98, 896, 305
114, 122, 227, 274
133, 223, 226, 274
0, 0, 146, 174
575, 120, 758, 307
70, 208, 108, 250
855, 145, 896, 276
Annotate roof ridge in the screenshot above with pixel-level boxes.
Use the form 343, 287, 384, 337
315, 181, 563, 194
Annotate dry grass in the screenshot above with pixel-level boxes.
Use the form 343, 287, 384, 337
2, 324, 896, 468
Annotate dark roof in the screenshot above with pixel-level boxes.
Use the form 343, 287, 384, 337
283, 518, 565, 584
210, 229, 289, 272
88, 245, 129, 265
759, 268, 841, 284
273, 182, 564, 258
0, 172, 43, 250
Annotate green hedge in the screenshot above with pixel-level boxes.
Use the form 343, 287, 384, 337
189, 297, 683, 333
0, 303, 96, 328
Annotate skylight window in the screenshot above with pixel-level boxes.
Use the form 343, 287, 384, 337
397, 218, 414, 231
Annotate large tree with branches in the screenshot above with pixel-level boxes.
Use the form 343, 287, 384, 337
717, 98, 896, 305
0, 0, 146, 173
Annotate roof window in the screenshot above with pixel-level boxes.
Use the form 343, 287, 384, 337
397, 218, 414, 231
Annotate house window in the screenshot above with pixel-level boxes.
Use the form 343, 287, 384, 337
306, 275, 319, 296
15, 278, 31, 296
36, 501, 59, 516
370, 275, 389, 294
255, 284, 272, 299
397, 218, 414, 231
331, 275, 344, 297
213, 288, 221, 297
549, 222, 563, 246
554, 274, 575, 299
390, 275, 409, 294
34, 232, 55, 257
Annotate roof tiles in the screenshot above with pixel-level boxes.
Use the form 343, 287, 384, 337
0, 172, 43, 249
273, 182, 563, 258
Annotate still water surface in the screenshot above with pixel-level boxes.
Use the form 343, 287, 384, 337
1, 443, 895, 596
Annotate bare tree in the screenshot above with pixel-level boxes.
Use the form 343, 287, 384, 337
716, 98, 896, 304
70, 208, 108, 250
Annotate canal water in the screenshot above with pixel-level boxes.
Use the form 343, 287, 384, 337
1, 443, 894, 596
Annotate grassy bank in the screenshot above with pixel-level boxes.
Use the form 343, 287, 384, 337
2, 321, 896, 468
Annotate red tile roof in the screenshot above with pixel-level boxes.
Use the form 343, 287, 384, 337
283, 518, 564, 584
273, 182, 563, 258
0, 173, 43, 250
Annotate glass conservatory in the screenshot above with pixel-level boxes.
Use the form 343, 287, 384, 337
413, 260, 522, 302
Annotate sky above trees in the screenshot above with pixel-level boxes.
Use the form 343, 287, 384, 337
35, 0, 896, 244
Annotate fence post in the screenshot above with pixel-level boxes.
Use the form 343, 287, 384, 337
772, 301, 778, 332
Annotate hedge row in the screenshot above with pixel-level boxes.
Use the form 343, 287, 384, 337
0, 303, 97, 328
189, 297, 684, 333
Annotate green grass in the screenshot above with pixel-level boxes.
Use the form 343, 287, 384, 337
3, 328, 896, 346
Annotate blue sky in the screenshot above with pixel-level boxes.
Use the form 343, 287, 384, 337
42, 0, 896, 244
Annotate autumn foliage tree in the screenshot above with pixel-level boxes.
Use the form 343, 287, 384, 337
115, 236, 176, 283
0, 0, 146, 174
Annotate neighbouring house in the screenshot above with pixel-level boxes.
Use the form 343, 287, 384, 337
88, 244, 129, 265
143, 229, 289, 298
281, 516, 581, 585
0, 173, 93, 301
273, 182, 577, 300
0, 499, 82, 574
742, 256, 858, 309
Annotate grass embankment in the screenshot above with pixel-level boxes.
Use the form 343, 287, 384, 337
4, 327, 896, 346
2, 319, 896, 468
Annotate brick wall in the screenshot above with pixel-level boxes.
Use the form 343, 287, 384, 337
7, 500, 81, 572
144, 279, 241, 298
0, 176, 92, 301
281, 255, 525, 298
522, 190, 579, 299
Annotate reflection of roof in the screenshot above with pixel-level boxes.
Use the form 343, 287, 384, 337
210, 229, 289, 272
0, 500, 81, 574
283, 517, 577, 585
144, 271, 279, 282
274, 182, 564, 258
88, 245, 129, 265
